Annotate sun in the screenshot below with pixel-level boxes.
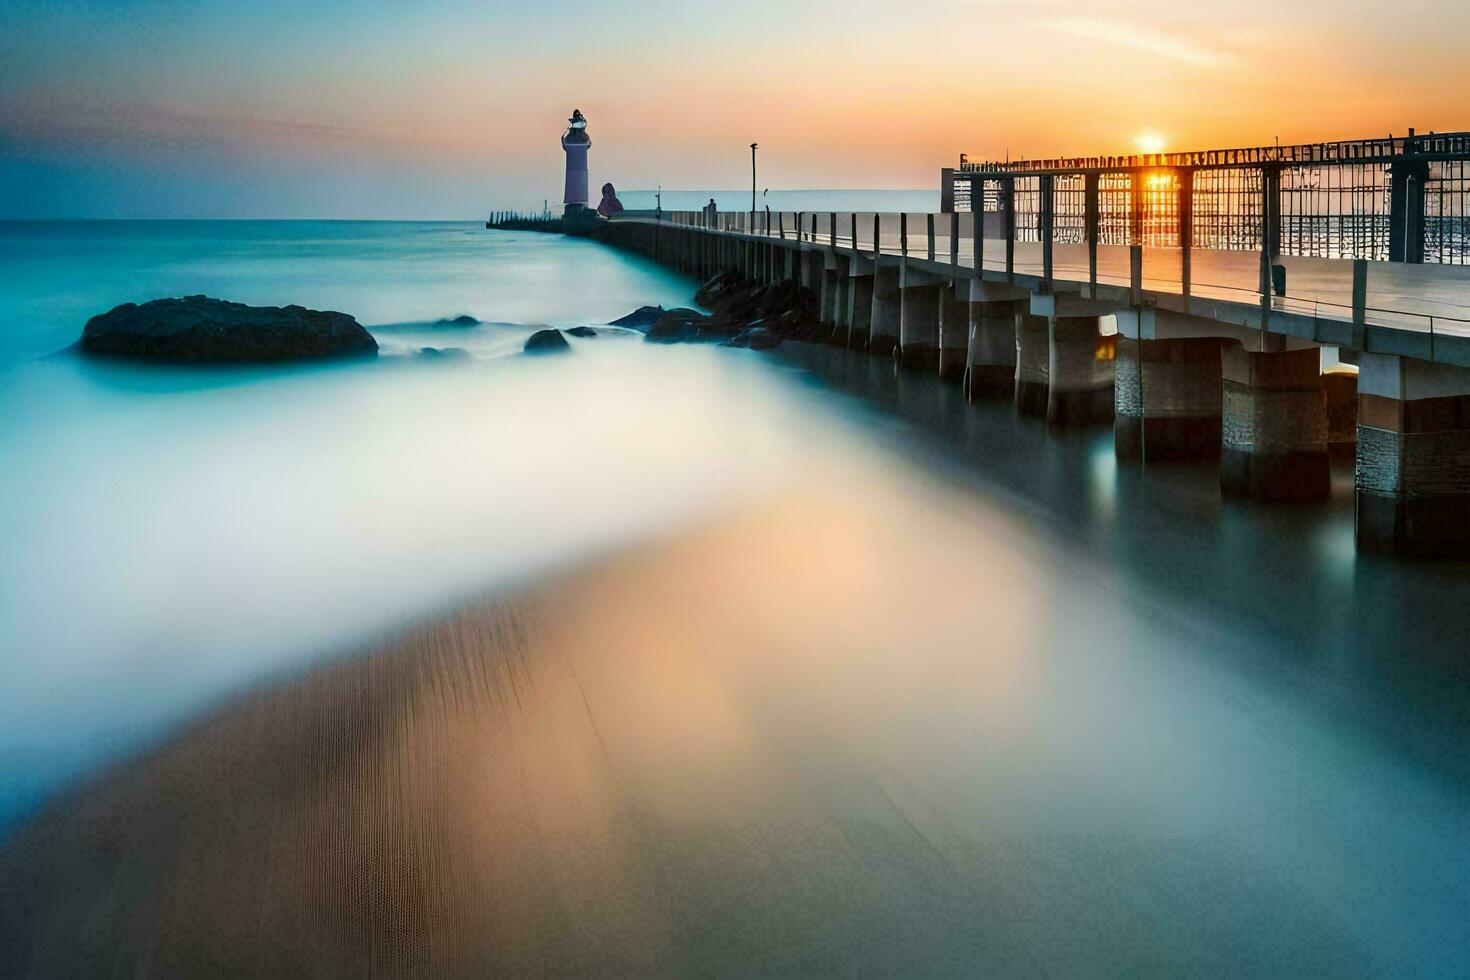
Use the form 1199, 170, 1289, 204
1135, 131, 1167, 155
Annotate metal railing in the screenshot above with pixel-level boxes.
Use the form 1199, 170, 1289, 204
645, 208, 1470, 353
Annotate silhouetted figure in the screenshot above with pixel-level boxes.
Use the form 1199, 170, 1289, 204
597, 182, 624, 218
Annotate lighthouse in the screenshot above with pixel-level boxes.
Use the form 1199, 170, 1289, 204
561, 109, 590, 216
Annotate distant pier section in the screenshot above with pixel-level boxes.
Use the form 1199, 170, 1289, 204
492, 130, 1470, 557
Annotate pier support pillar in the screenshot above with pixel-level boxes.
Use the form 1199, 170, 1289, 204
1220, 345, 1328, 499
938, 284, 969, 383
968, 302, 1018, 401
870, 260, 902, 358
1356, 353, 1470, 556
847, 272, 874, 351
825, 255, 850, 344
1114, 337, 1224, 461
1047, 315, 1116, 429
899, 282, 942, 372
1015, 313, 1050, 417
1325, 366, 1358, 459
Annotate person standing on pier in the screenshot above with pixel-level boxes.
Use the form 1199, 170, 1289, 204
597, 182, 624, 217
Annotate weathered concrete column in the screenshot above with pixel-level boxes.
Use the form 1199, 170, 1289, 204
847, 270, 874, 351
938, 284, 968, 383
968, 301, 1019, 400
803, 250, 825, 298
1220, 345, 1328, 499
899, 281, 942, 372
1356, 353, 1470, 556
870, 259, 902, 358
1047, 316, 1116, 429
1014, 312, 1050, 416
1114, 337, 1224, 461
824, 254, 850, 344
1324, 365, 1358, 459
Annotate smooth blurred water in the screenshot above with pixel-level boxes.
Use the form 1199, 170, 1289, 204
5, 222, 1470, 973
1, 221, 753, 829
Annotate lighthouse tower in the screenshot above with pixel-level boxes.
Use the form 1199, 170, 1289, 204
561, 109, 590, 216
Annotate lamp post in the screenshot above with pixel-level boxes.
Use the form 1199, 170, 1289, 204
750, 143, 758, 223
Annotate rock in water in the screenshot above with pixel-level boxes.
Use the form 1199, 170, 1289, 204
645, 309, 741, 344
81, 296, 377, 363
565, 326, 597, 337
436, 315, 480, 326
723, 325, 782, 351
524, 328, 571, 354
608, 306, 665, 328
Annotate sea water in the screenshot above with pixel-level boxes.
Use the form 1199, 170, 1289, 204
4, 220, 1470, 972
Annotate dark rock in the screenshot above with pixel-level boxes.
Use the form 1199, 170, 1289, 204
723, 325, 782, 351
608, 305, 665, 328
645, 309, 740, 344
694, 269, 746, 308
436, 315, 480, 326
692, 272, 819, 341
524, 328, 571, 354
645, 310, 703, 343
566, 326, 597, 337
80, 295, 377, 363
419, 346, 470, 359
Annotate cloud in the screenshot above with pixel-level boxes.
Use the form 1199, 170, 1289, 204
1041, 17, 1240, 68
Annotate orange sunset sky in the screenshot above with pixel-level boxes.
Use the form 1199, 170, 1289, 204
3, 0, 1467, 217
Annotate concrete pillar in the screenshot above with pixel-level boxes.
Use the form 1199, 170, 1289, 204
967, 301, 1018, 400
1047, 316, 1116, 429
1015, 312, 1049, 416
1356, 353, 1470, 556
899, 282, 942, 372
938, 284, 968, 383
870, 260, 901, 358
847, 273, 874, 351
825, 255, 851, 345
1324, 366, 1358, 459
1220, 345, 1328, 499
1114, 337, 1223, 461
804, 250, 824, 297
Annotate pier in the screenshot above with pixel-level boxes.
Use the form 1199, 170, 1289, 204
496, 132, 1470, 558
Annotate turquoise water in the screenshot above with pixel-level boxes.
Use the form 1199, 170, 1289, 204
5, 221, 1470, 972
2, 221, 792, 830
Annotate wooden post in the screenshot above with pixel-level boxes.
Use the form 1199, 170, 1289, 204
901, 212, 908, 257
927, 213, 936, 262
950, 211, 959, 267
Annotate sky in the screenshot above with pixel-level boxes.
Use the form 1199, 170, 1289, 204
2, 0, 1468, 218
